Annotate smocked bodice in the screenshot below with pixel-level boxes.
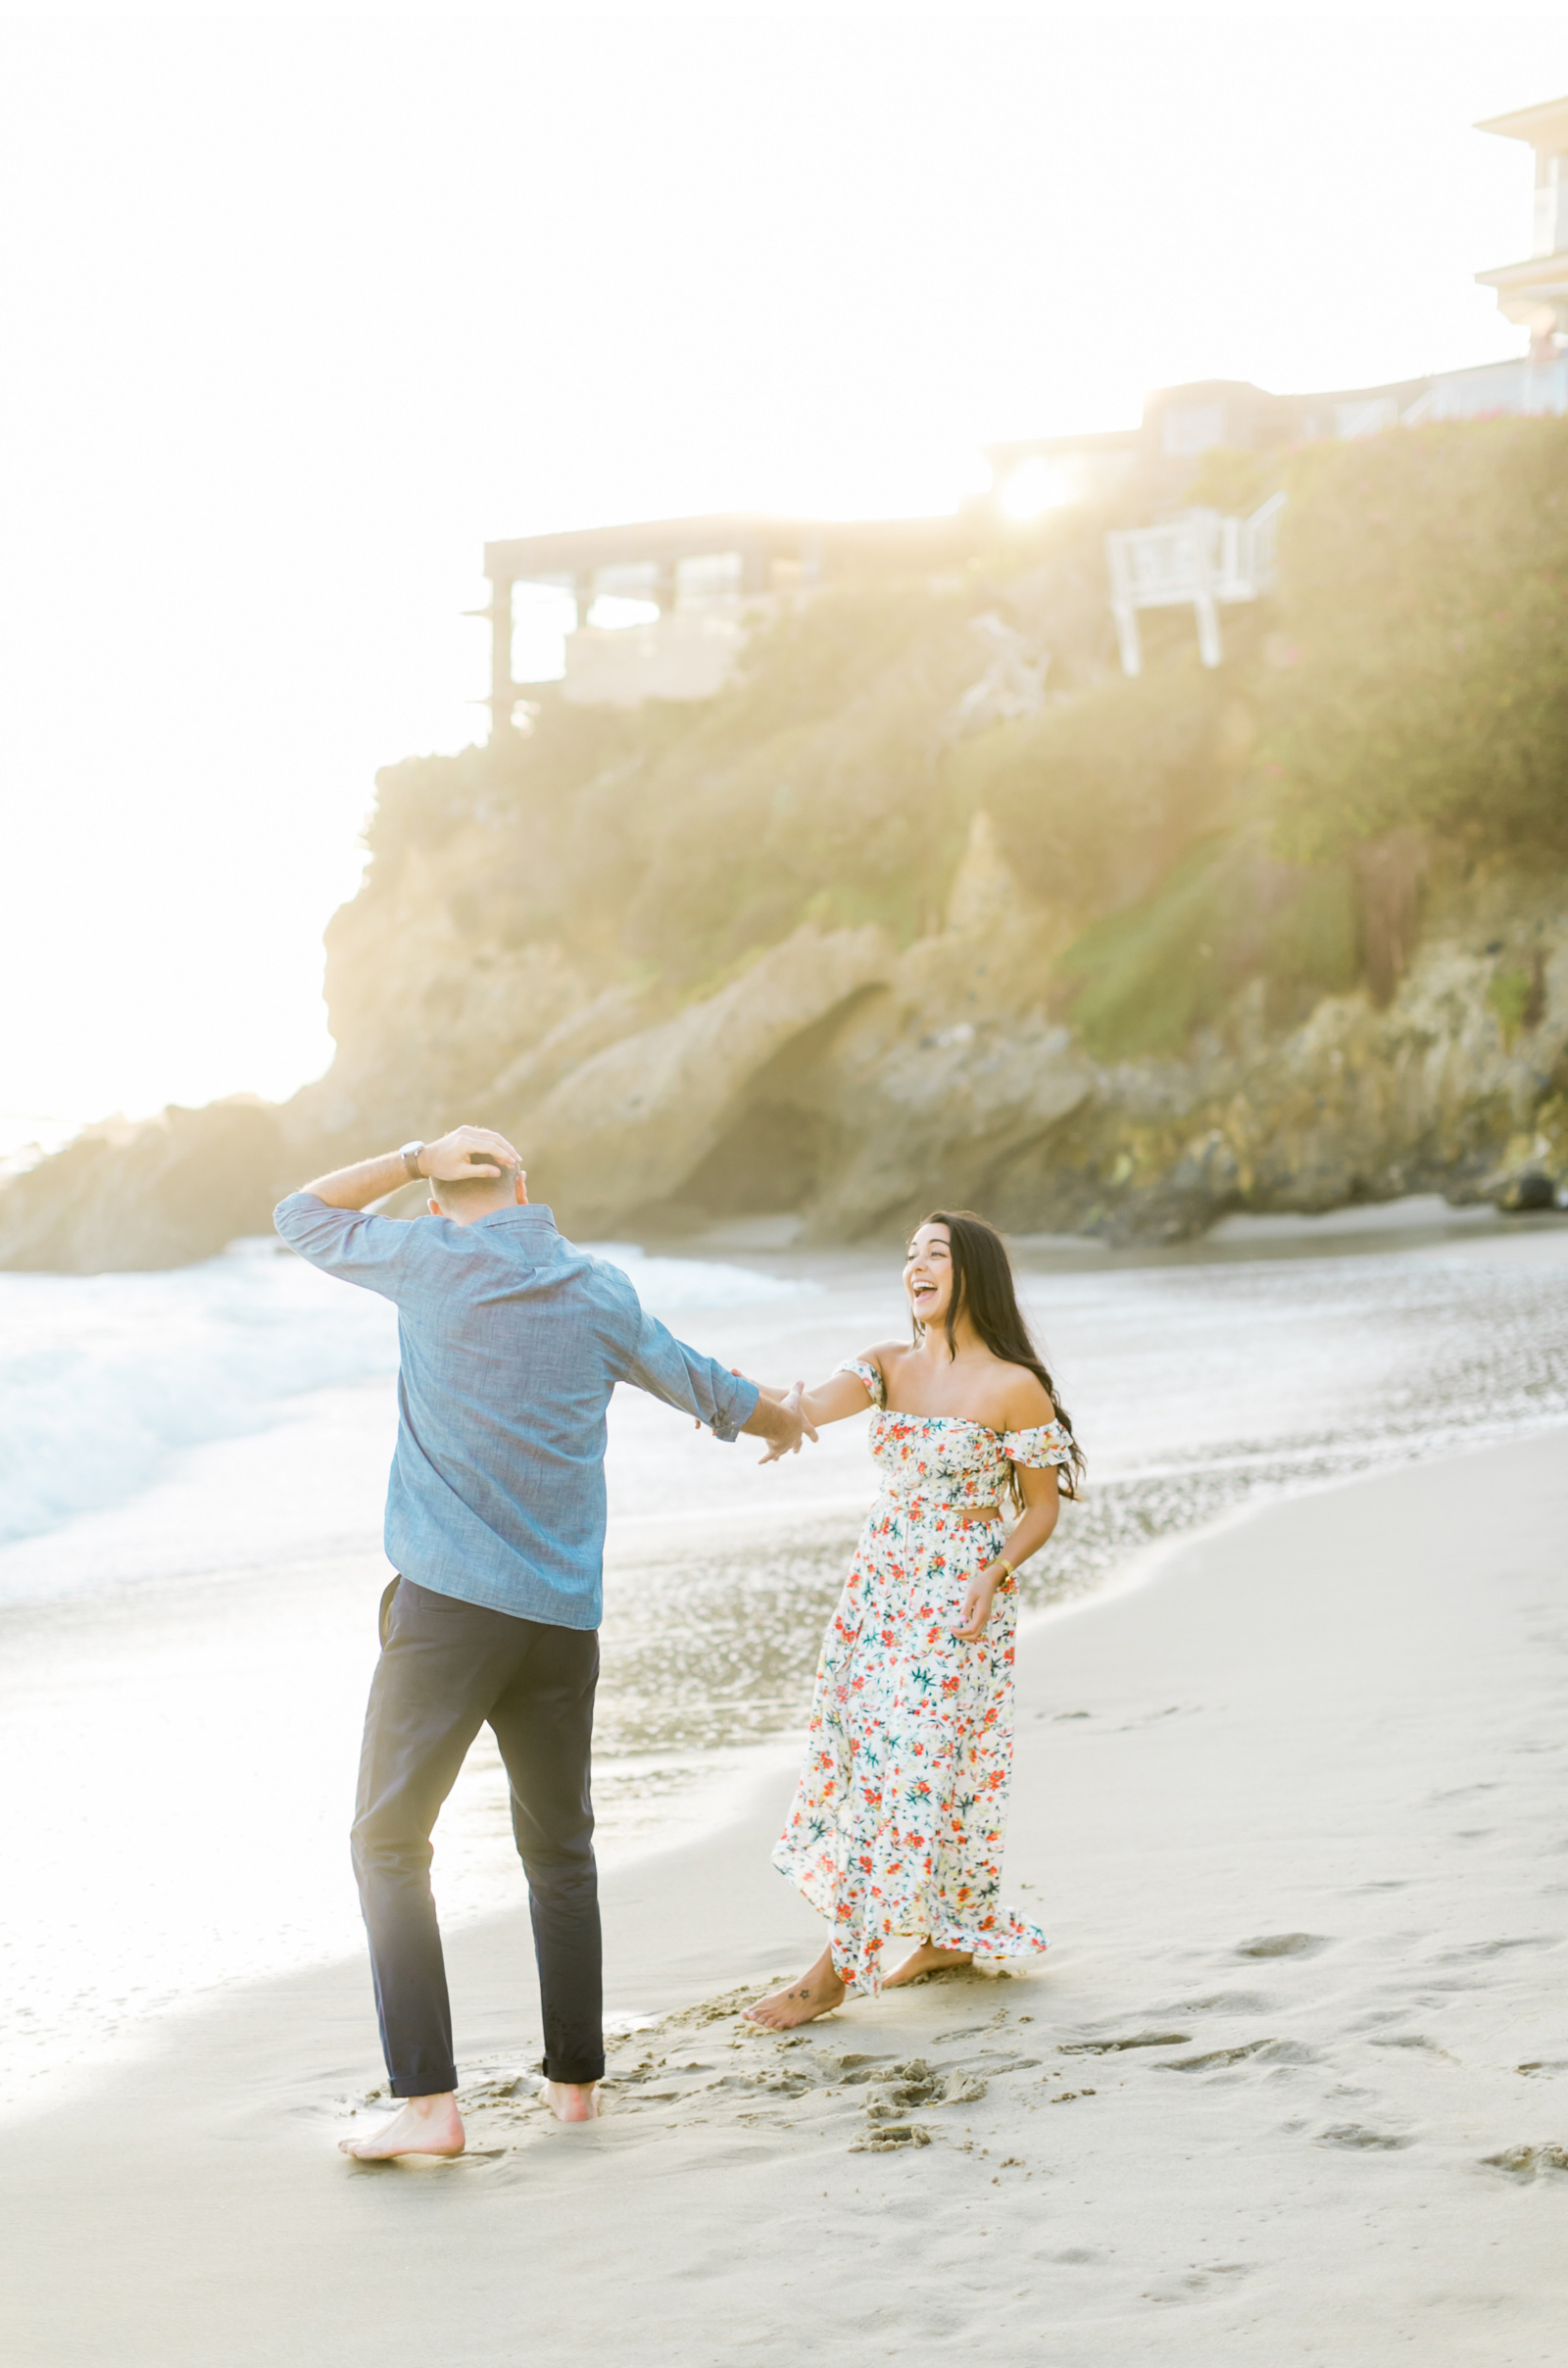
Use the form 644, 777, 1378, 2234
838, 1357, 1075, 1512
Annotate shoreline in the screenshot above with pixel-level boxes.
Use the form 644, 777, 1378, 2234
9, 1396, 1566, 2128
1025, 1399, 1568, 1636
5, 1423, 1567, 2363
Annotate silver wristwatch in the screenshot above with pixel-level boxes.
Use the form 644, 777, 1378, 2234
399, 1140, 426, 1182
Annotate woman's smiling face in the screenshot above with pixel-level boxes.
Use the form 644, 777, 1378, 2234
905, 1222, 955, 1328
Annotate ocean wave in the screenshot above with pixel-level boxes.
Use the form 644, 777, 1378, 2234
0, 1239, 399, 1547
584, 1242, 822, 1311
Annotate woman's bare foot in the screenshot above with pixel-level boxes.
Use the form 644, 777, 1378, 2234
543, 2080, 600, 2123
744, 1948, 848, 2030
884, 1942, 974, 1989
339, 2091, 465, 2159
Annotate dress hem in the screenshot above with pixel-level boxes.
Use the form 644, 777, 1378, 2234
772, 1844, 1049, 1995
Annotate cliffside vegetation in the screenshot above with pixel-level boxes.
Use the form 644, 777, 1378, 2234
367, 415, 1568, 1061
1266, 418, 1568, 862
3, 415, 1565, 1267
368, 582, 984, 995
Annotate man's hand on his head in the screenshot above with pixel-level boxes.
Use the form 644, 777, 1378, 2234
421, 1125, 523, 1183
295, 1128, 521, 1214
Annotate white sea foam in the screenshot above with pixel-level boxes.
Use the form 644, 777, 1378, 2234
0, 1240, 399, 1548
585, 1241, 822, 1311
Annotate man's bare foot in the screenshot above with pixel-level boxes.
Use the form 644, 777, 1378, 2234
339, 2091, 465, 2159
543, 2080, 600, 2123
884, 1942, 974, 1989
744, 1948, 848, 2030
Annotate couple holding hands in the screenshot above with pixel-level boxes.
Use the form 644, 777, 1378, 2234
275, 1124, 1081, 2159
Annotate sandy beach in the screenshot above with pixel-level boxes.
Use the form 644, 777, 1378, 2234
2, 1420, 1565, 2365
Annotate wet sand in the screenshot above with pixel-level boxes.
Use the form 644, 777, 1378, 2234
4, 1426, 1567, 2365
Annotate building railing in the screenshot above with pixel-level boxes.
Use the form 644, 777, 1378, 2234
1106, 492, 1286, 675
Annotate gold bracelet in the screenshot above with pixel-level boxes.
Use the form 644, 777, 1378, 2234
996, 1558, 1015, 1582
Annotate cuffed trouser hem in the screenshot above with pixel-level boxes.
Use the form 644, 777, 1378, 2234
538, 2053, 607, 2085
390, 2066, 459, 2098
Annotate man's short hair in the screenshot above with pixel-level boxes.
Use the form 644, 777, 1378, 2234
432, 1160, 521, 1212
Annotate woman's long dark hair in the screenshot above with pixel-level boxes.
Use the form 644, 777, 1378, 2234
912, 1209, 1085, 1502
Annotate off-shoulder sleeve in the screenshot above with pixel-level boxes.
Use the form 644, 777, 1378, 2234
835, 1357, 887, 1409
1002, 1420, 1075, 1470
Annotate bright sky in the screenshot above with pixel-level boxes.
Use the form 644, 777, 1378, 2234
1, 2, 1563, 1133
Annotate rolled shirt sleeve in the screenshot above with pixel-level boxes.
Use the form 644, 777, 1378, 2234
614, 1303, 760, 1442
272, 1192, 415, 1298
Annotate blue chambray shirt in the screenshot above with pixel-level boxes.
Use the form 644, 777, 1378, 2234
272, 1195, 760, 1629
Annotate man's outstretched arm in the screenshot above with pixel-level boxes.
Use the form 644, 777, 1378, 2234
614, 1303, 815, 1459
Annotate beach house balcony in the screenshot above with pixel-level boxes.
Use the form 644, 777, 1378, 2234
1106, 494, 1285, 675
481, 512, 976, 729
1475, 93, 1568, 364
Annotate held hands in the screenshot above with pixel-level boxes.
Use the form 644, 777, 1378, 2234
952, 1564, 1004, 1643
420, 1126, 523, 1184
705, 1371, 819, 1462
757, 1380, 817, 1464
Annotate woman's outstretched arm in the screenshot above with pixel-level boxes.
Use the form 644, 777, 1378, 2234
749, 1347, 893, 1430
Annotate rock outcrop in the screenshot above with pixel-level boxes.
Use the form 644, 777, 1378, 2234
332, 820, 1566, 1248
986, 870, 1568, 1239
4, 834, 1564, 1270
0, 1100, 284, 1272
509, 924, 900, 1235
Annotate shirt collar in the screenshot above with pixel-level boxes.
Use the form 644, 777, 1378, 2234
471, 1202, 560, 1235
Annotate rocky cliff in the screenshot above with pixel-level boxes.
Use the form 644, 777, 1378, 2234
0, 1100, 283, 1272
5, 416, 1566, 1269
285, 801, 1568, 1249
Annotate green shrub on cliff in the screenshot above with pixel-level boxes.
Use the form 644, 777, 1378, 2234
1052, 834, 1359, 1060
1266, 416, 1568, 860
618, 584, 980, 984
367, 582, 983, 993
954, 661, 1236, 917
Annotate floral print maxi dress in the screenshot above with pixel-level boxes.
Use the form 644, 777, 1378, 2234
772, 1358, 1076, 1994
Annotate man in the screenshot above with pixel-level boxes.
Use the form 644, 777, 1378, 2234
273, 1124, 813, 2159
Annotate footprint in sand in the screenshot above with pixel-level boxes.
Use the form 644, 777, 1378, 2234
1059, 2031, 1191, 2056
1482, 2143, 1568, 2178
1439, 1935, 1558, 1960
851, 2123, 931, 2152
1235, 1933, 1332, 1959
1160, 1992, 1272, 2015
1161, 2041, 1273, 2073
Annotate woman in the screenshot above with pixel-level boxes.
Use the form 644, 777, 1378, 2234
746, 1209, 1083, 2031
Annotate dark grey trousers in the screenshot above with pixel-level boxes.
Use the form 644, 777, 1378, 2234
350, 1576, 604, 2096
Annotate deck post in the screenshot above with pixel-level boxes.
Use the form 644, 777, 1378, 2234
488, 573, 516, 737
1194, 591, 1223, 667
1111, 599, 1143, 677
